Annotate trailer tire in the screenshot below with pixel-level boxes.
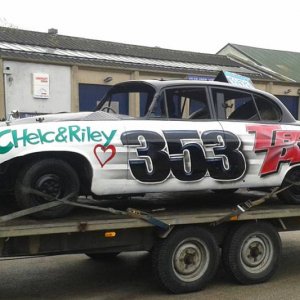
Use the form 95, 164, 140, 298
152, 226, 219, 294
222, 222, 281, 285
15, 158, 79, 219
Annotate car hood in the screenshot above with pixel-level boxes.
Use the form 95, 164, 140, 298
0, 111, 130, 127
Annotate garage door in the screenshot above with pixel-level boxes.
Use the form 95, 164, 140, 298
79, 84, 111, 111
276, 95, 298, 119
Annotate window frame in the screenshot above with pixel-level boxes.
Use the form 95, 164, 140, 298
253, 92, 282, 123
147, 85, 213, 121
209, 86, 283, 123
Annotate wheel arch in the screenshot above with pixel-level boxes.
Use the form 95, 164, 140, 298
278, 165, 300, 204
282, 164, 300, 180
3, 151, 93, 194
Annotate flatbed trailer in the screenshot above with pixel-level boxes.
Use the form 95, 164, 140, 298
1, 190, 300, 293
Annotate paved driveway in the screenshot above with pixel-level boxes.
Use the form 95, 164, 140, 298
1, 231, 300, 300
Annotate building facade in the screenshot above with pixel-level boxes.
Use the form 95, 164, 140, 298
0, 27, 299, 119
218, 43, 300, 118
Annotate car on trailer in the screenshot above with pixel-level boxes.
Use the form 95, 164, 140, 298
0, 73, 299, 218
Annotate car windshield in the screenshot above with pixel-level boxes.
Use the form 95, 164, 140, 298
97, 82, 156, 117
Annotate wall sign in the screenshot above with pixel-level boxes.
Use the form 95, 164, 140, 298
32, 73, 50, 99
187, 75, 215, 81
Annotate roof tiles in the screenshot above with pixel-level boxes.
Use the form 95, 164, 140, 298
0, 27, 274, 80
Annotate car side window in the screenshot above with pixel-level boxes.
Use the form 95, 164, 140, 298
254, 94, 281, 121
152, 87, 211, 120
212, 88, 259, 121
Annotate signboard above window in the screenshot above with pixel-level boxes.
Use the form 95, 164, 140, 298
187, 75, 214, 81
32, 73, 50, 99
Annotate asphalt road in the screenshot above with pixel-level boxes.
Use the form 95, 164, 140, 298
1, 231, 300, 300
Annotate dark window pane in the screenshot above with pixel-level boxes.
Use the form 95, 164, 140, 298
254, 94, 281, 121
156, 87, 210, 120
98, 82, 155, 117
212, 89, 258, 121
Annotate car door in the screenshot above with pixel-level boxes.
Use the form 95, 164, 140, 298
211, 86, 287, 190
121, 85, 227, 194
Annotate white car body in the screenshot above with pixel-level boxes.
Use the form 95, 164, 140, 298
1, 79, 299, 217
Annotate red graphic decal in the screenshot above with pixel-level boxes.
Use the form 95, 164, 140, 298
94, 144, 116, 167
247, 125, 300, 175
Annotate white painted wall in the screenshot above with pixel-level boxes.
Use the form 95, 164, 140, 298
3, 61, 71, 116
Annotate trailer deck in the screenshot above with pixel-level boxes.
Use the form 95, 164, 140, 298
2, 189, 300, 293
1, 189, 300, 238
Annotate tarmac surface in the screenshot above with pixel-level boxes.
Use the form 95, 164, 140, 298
0, 232, 300, 299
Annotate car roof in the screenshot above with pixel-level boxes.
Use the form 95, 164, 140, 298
114, 79, 265, 95
109, 79, 296, 123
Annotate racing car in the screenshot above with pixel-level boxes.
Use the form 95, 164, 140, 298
0, 79, 299, 218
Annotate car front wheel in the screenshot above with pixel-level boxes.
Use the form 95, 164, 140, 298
15, 158, 79, 219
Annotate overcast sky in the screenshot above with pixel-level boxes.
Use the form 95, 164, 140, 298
1, 0, 299, 54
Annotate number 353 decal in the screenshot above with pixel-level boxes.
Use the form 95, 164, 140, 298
121, 130, 246, 183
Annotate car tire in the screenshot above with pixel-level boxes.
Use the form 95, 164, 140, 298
15, 158, 79, 219
222, 222, 281, 284
152, 226, 219, 294
278, 168, 300, 204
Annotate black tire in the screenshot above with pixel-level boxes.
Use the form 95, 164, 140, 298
152, 226, 219, 294
278, 168, 300, 204
222, 222, 281, 285
15, 158, 79, 219
86, 252, 120, 260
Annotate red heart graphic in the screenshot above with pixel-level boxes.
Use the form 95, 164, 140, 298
94, 144, 116, 167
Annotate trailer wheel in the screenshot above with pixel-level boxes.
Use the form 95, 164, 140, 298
15, 158, 79, 218
85, 252, 120, 260
152, 226, 219, 294
222, 222, 281, 284
278, 168, 300, 204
